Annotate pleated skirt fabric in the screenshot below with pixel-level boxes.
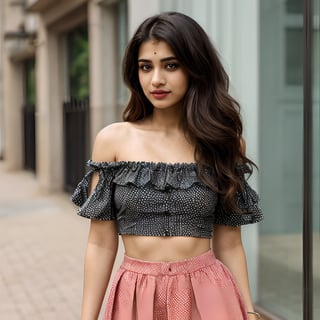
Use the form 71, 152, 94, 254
103, 250, 247, 320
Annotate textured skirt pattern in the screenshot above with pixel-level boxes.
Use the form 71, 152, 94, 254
104, 250, 247, 320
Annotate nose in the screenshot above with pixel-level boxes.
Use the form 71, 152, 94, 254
151, 69, 165, 87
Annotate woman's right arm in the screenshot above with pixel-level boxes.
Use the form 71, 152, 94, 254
81, 124, 121, 320
81, 220, 118, 320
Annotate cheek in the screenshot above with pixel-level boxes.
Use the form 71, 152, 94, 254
138, 73, 148, 91
176, 71, 189, 90
178, 76, 189, 95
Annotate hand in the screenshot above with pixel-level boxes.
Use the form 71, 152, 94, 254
247, 311, 262, 319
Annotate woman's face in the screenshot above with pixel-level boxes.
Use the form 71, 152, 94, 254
137, 39, 189, 111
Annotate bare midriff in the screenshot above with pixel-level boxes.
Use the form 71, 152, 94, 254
122, 235, 211, 262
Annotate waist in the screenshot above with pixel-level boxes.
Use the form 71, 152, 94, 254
121, 250, 216, 276
122, 235, 211, 262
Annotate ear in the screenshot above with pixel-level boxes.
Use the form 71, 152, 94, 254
239, 137, 246, 154
237, 137, 247, 164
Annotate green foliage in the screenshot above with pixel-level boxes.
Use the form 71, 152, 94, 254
25, 59, 36, 106
68, 26, 89, 99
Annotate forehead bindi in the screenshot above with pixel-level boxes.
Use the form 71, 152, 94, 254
138, 40, 175, 61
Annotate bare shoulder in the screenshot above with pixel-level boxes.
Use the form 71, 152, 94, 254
92, 122, 131, 162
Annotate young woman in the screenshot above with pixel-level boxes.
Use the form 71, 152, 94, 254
72, 12, 263, 320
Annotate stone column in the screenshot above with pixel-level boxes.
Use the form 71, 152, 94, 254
35, 16, 63, 191
88, 1, 118, 148
2, 56, 24, 170
1, 0, 26, 170
0, 2, 4, 159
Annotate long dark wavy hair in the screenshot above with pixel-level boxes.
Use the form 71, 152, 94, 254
122, 12, 255, 212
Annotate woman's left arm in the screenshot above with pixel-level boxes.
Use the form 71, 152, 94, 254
212, 225, 258, 319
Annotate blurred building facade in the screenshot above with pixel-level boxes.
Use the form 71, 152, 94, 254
0, 0, 319, 319
0, 3, 3, 159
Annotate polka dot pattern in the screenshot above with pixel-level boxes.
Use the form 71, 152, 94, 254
71, 160, 263, 238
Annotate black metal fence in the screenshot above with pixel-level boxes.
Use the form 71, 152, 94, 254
23, 104, 36, 171
63, 98, 90, 192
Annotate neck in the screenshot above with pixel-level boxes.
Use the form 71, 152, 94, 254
149, 107, 182, 132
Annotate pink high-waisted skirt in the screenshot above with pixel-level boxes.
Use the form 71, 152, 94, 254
104, 250, 247, 320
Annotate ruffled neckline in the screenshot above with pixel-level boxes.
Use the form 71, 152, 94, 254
87, 160, 250, 173
87, 159, 199, 169
85, 160, 251, 191
86, 159, 213, 191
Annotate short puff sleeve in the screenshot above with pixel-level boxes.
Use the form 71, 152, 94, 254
71, 160, 116, 220
214, 164, 263, 226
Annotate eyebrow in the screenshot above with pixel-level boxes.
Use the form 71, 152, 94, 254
137, 56, 178, 63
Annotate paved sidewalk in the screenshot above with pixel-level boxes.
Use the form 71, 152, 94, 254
0, 162, 90, 320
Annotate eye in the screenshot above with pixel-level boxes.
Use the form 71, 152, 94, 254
166, 63, 179, 71
139, 64, 152, 72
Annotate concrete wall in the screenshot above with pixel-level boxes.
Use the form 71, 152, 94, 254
127, 0, 160, 37
1, 0, 28, 170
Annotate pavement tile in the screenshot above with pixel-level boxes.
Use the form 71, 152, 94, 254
0, 163, 90, 319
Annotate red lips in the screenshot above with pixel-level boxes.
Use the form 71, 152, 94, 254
151, 90, 170, 99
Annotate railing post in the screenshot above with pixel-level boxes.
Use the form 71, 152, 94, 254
63, 98, 89, 192
303, 0, 313, 319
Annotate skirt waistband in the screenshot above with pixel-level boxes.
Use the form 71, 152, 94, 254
121, 250, 216, 276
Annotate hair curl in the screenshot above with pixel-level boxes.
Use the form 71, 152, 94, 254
122, 12, 255, 212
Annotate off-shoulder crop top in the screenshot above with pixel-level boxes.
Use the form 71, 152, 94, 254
71, 160, 263, 238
